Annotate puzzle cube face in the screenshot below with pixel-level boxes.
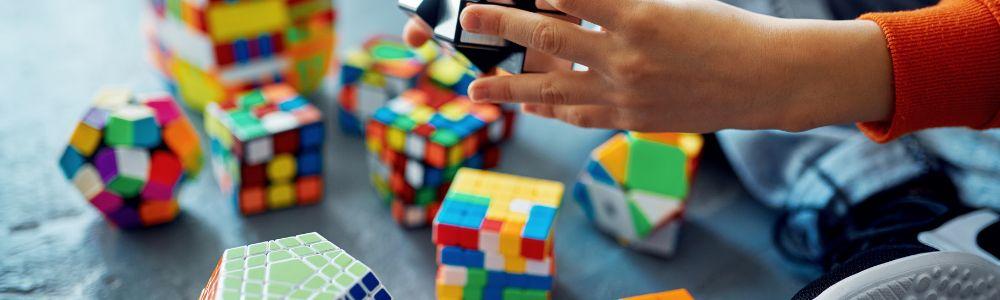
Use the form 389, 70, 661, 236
205, 84, 324, 215
200, 232, 392, 300
149, 0, 336, 111
59, 88, 203, 228
339, 38, 482, 137
432, 168, 563, 300
573, 133, 703, 257
399, 0, 577, 74
621, 289, 694, 300
365, 90, 515, 228
338, 37, 438, 136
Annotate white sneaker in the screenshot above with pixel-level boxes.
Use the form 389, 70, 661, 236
815, 210, 1000, 300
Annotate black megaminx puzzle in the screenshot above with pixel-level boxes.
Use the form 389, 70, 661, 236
399, 0, 579, 74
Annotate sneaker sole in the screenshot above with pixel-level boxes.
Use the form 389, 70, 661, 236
816, 251, 1000, 300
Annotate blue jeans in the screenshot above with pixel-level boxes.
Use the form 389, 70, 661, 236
722, 0, 1000, 210
718, 127, 1000, 210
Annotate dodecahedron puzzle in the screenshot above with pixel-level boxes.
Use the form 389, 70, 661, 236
205, 83, 324, 215
433, 168, 563, 300
149, 0, 337, 111
200, 232, 392, 300
621, 289, 694, 300
365, 89, 515, 228
573, 132, 703, 257
59, 88, 203, 228
338, 37, 481, 136
399, 0, 579, 74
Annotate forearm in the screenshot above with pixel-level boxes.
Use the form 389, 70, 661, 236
764, 17, 894, 132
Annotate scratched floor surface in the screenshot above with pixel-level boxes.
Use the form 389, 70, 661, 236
0, 0, 830, 299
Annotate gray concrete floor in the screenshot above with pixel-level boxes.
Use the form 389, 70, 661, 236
0, 0, 831, 299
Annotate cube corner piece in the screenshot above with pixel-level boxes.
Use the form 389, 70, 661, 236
620, 289, 694, 300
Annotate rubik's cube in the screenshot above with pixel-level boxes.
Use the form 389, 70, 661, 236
399, 0, 578, 74
621, 289, 694, 300
200, 232, 392, 300
58, 88, 203, 228
149, 0, 336, 111
433, 169, 563, 300
573, 132, 703, 257
338, 37, 480, 136
205, 83, 324, 215
365, 89, 515, 228
338, 37, 438, 135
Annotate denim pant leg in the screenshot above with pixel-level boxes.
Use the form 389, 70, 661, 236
716, 128, 933, 209
913, 129, 1000, 209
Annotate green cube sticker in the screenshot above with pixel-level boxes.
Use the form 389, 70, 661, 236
625, 138, 688, 198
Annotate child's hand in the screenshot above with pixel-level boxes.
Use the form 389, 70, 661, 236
403, 0, 893, 133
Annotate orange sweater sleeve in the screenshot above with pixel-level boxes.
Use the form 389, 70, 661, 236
857, 0, 1000, 142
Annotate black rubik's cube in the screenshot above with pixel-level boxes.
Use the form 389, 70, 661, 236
399, 0, 578, 74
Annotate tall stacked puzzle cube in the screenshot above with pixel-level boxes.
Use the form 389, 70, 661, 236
200, 232, 392, 300
338, 36, 479, 136
149, 0, 336, 111
573, 132, 703, 257
399, 0, 578, 74
59, 88, 203, 228
205, 83, 324, 215
433, 169, 563, 300
365, 88, 515, 227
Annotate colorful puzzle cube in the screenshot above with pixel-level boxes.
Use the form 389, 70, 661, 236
433, 169, 563, 300
573, 132, 703, 257
365, 89, 515, 228
58, 88, 203, 228
621, 289, 694, 300
205, 83, 324, 215
399, 0, 578, 74
200, 232, 392, 300
148, 0, 336, 111
338, 37, 438, 135
338, 37, 481, 136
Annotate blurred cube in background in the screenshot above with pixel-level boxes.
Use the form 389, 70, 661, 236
59, 88, 203, 228
205, 83, 324, 215
365, 87, 514, 228
147, 0, 337, 111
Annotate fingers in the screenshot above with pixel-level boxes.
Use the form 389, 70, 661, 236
523, 103, 618, 129
540, 0, 626, 29
522, 49, 574, 73
468, 71, 607, 105
403, 17, 432, 47
460, 5, 608, 67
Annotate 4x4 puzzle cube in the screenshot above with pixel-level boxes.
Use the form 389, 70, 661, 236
433, 168, 563, 300
205, 83, 324, 215
399, 0, 578, 74
200, 232, 392, 300
573, 132, 703, 257
338, 36, 480, 136
365, 89, 515, 228
149, 0, 336, 111
59, 88, 203, 228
